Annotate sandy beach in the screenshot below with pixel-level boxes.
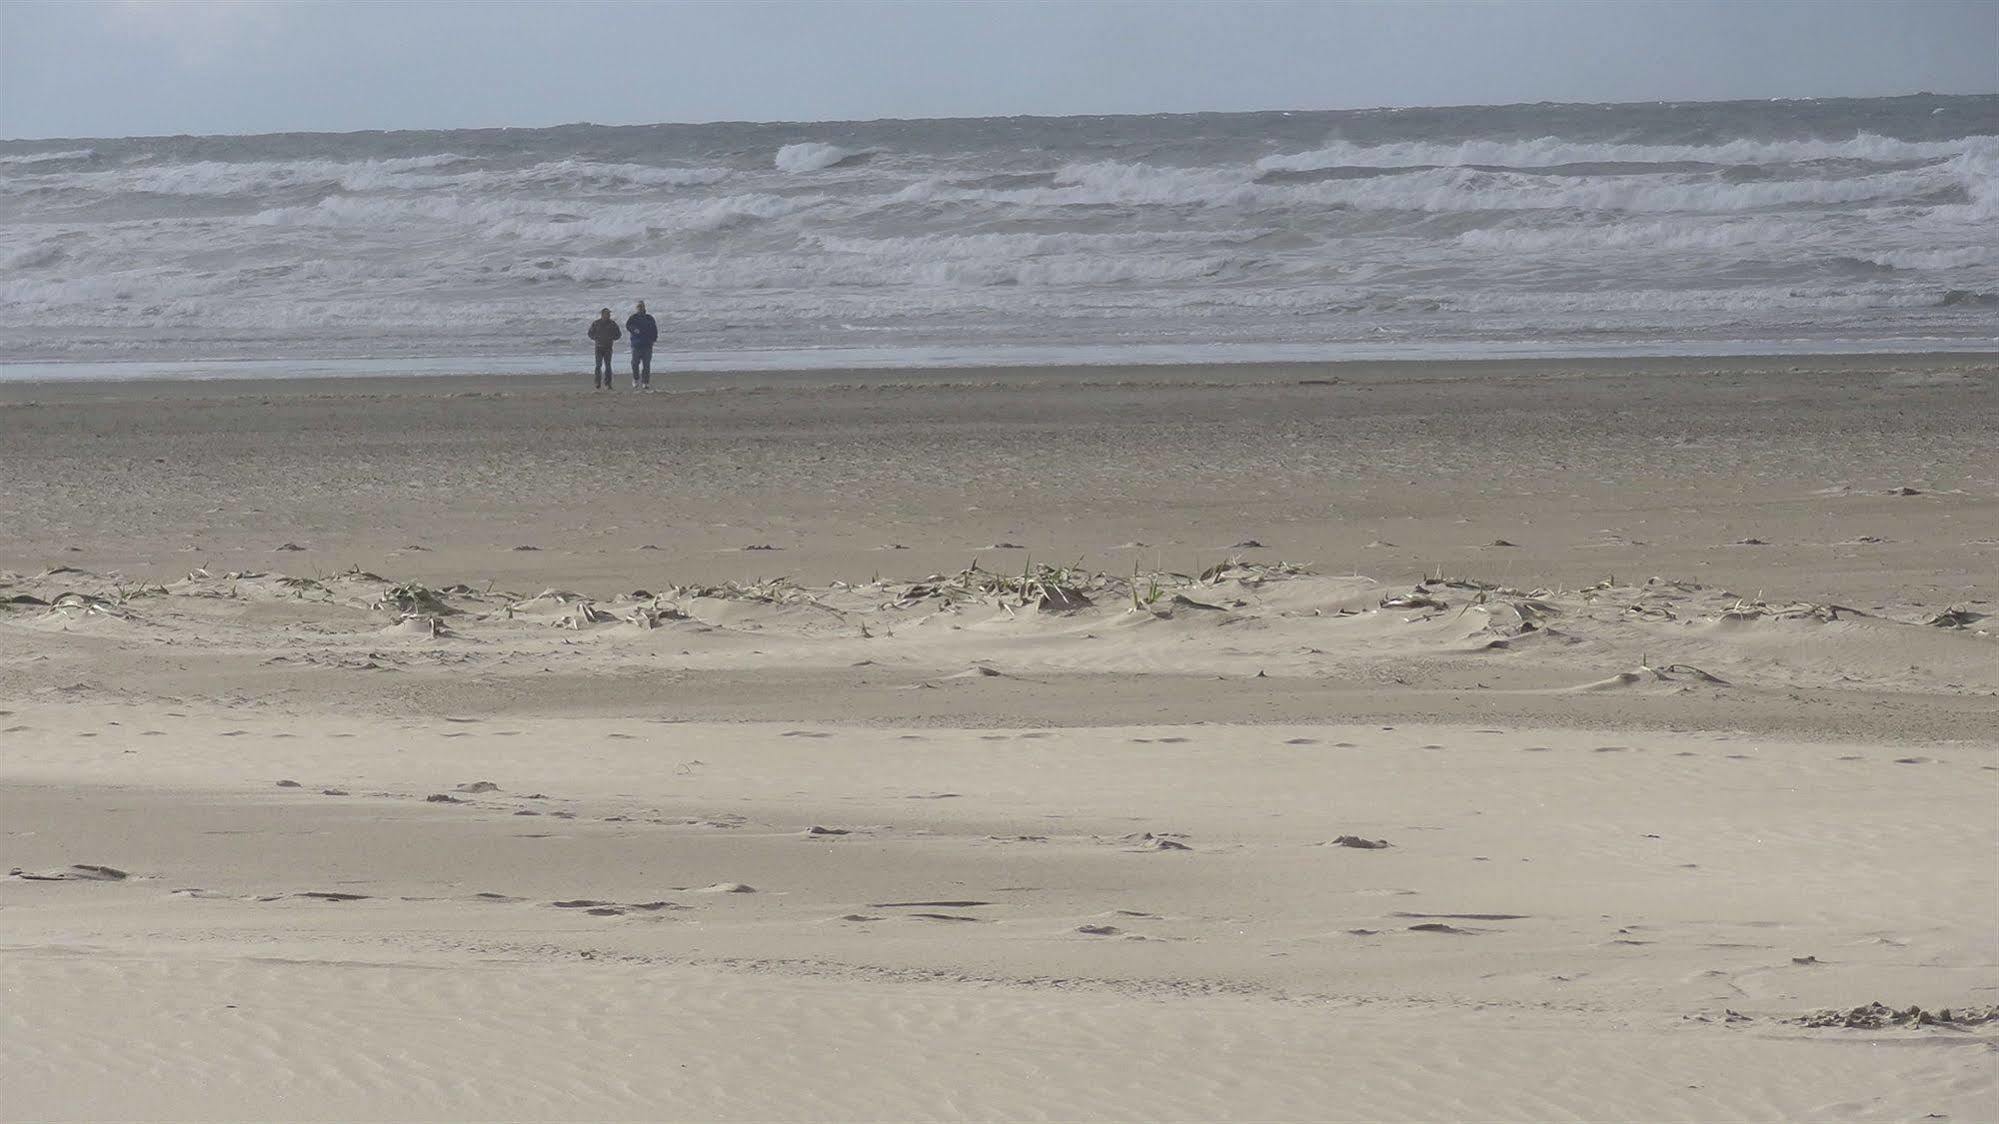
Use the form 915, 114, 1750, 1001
3, 353, 1996, 1122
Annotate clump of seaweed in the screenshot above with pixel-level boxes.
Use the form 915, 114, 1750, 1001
272, 575, 338, 603
1797, 1002, 1998, 1029
1198, 557, 1309, 585
894, 561, 1101, 613
47, 592, 127, 619
376, 583, 457, 616
1716, 598, 1865, 623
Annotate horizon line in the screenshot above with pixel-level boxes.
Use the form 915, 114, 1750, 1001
3, 89, 1994, 146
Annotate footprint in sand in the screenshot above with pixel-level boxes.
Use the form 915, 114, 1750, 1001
1285, 737, 1319, 745
293, 891, 369, 902
1076, 924, 1121, 936
781, 730, 832, 739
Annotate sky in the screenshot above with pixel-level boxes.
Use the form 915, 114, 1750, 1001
2, 0, 1995, 139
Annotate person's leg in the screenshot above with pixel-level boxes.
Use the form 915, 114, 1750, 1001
637, 346, 652, 387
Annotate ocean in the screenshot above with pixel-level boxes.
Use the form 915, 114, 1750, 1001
1, 94, 1994, 377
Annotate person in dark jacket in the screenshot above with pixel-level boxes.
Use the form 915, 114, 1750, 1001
587, 308, 620, 389
625, 301, 659, 389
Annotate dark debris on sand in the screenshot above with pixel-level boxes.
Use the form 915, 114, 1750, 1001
1796, 1002, 1999, 1029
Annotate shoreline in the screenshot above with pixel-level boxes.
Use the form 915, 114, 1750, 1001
2, 341, 1995, 389
2, 349, 1995, 402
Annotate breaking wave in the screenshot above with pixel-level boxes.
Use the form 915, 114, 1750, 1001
774, 142, 872, 173
0, 147, 97, 166
1254, 132, 1996, 173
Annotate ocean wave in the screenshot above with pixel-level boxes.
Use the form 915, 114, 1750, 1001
775, 142, 872, 173
0, 153, 470, 197
1455, 216, 1836, 253
898, 158, 1973, 214
0, 153, 731, 198
247, 191, 807, 239
1847, 246, 1993, 271
0, 148, 98, 166
338, 159, 732, 193
805, 229, 1266, 262
1255, 132, 1998, 174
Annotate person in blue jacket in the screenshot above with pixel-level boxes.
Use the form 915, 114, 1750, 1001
625, 301, 659, 390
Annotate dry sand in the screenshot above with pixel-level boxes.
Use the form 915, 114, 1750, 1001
2, 355, 1996, 1122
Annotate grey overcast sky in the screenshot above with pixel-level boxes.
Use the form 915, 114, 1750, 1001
2, 0, 1994, 139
